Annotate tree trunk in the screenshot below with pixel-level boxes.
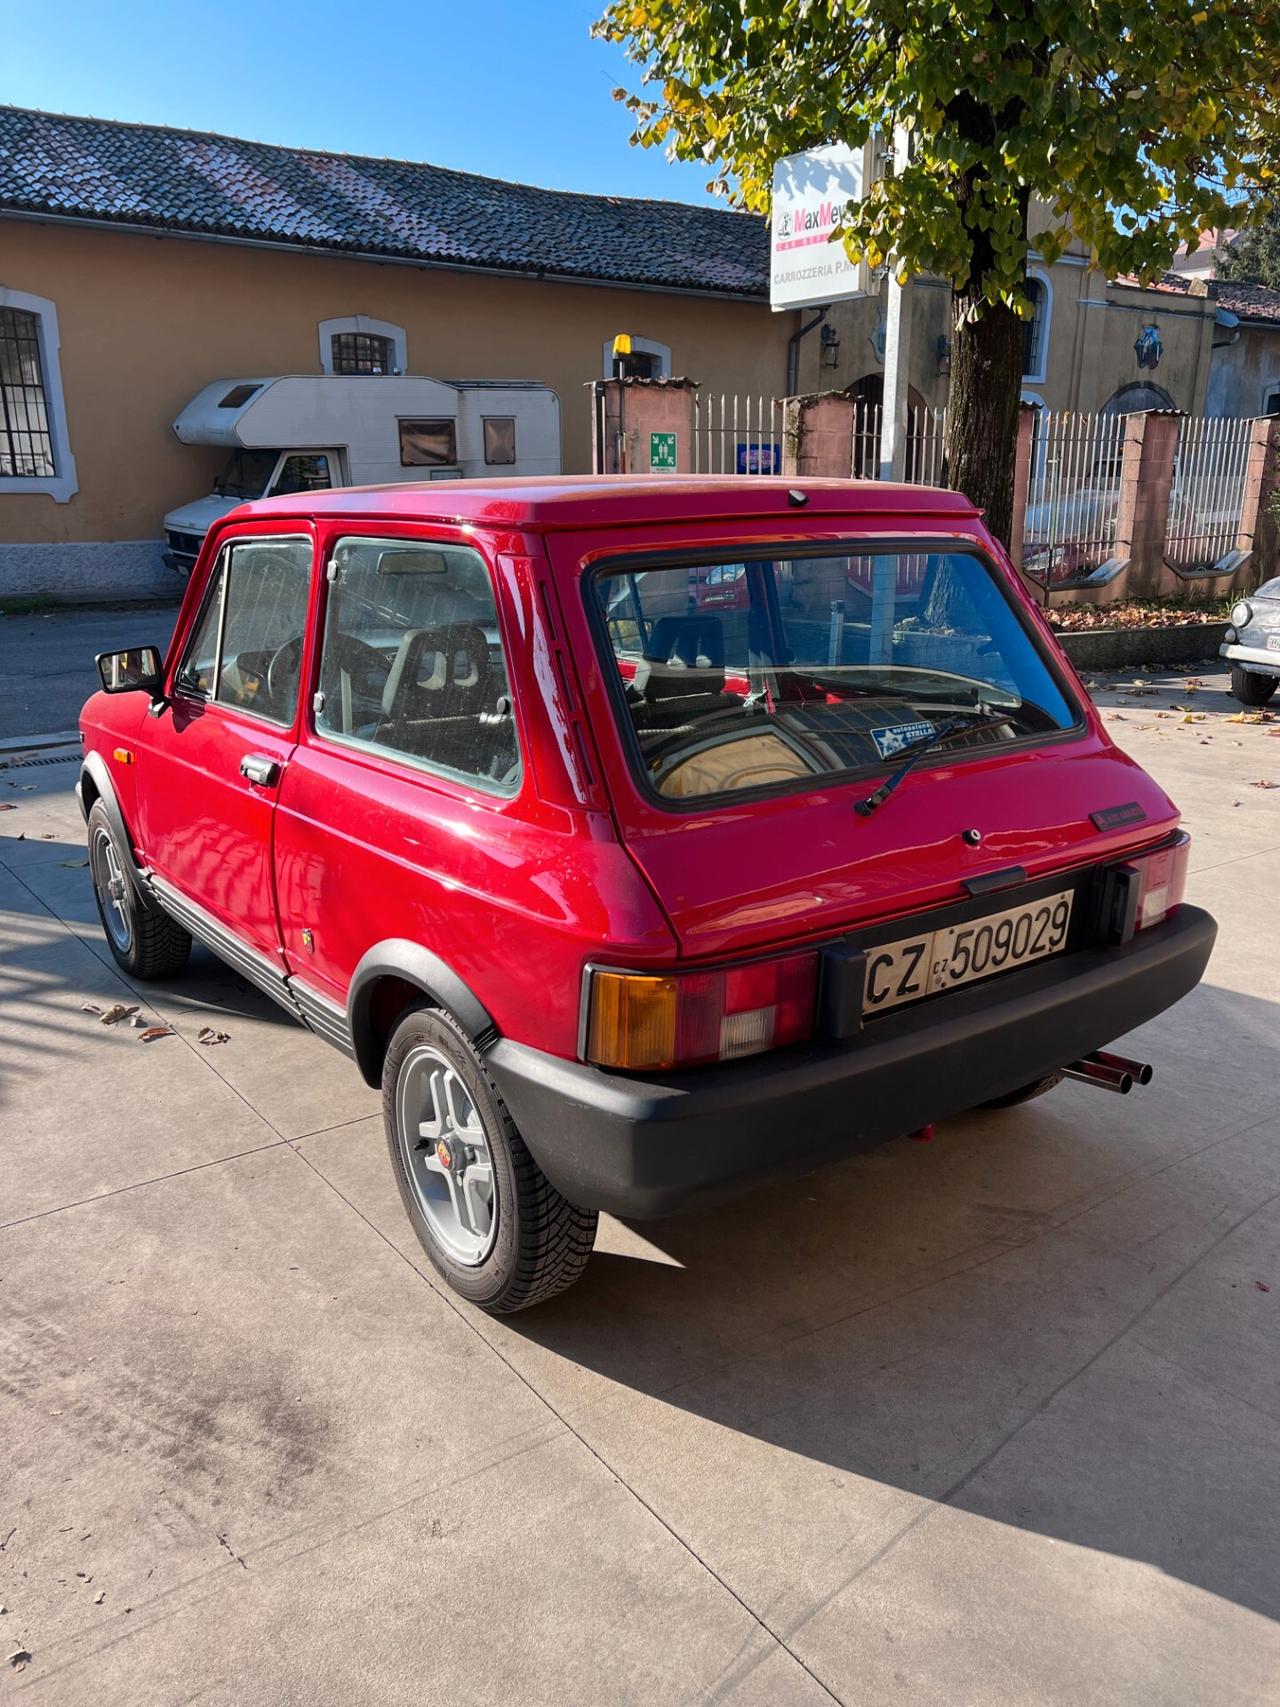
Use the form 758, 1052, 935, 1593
944, 290, 1025, 548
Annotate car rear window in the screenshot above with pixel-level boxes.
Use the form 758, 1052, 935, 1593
592, 548, 1078, 804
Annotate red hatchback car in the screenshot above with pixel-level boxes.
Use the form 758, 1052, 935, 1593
80, 477, 1215, 1312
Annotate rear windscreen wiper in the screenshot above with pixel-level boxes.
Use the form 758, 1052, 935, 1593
854, 712, 1013, 818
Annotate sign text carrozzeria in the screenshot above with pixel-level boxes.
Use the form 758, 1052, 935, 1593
770, 142, 867, 311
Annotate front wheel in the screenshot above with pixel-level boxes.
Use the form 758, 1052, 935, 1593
1230, 664, 1279, 707
383, 1005, 597, 1312
87, 800, 192, 978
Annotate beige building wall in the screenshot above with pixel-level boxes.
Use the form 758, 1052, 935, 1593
793, 255, 1219, 421
1, 219, 797, 596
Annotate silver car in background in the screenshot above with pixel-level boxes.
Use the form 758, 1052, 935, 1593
1221, 578, 1280, 706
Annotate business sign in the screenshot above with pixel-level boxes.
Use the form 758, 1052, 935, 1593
736, 442, 781, 475
770, 142, 867, 311
649, 431, 677, 470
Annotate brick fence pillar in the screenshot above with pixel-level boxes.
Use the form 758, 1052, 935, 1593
782, 393, 856, 478
1234, 415, 1280, 590
1118, 411, 1182, 599
1008, 402, 1038, 574
590, 377, 697, 475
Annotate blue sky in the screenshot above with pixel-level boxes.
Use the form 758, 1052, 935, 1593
0, 0, 722, 205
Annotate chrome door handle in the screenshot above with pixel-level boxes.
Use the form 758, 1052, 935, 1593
240, 754, 281, 787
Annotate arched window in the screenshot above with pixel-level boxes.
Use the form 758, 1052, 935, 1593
0, 287, 77, 502
1022, 269, 1052, 385
318, 316, 407, 376
600, 336, 671, 380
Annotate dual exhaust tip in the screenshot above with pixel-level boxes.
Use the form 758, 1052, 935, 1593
1062, 1049, 1154, 1096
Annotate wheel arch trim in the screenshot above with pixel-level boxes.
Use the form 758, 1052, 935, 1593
348, 940, 496, 1086
78, 752, 147, 894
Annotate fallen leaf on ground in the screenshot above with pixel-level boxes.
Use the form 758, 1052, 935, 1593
80, 1002, 103, 1016
1249, 779, 1279, 789
129, 1014, 148, 1028
1106, 713, 1127, 722
1179, 713, 1206, 723
138, 1025, 173, 1042
197, 1027, 230, 1046
1257, 1280, 1271, 1292
93, 1590, 104, 1605
98, 1003, 138, 1026
59, 858, 89, 869
0, 803, 14, 811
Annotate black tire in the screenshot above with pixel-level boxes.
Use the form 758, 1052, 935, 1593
383, 1004, 597, 1313
87, 799, 192, 979
980, 1072, 1064, 1109
1230, 664, 1279, 707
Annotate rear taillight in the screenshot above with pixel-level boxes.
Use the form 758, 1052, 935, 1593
1133, 831, 1190, 930
584, 951, 818, 1071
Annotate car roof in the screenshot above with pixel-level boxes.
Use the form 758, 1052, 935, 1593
231, 475, 982, 532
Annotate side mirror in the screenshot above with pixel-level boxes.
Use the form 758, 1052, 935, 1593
96, 645, 163, 695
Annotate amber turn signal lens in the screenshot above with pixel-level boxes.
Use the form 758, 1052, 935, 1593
584, 953, 818, 1072
586, 972, 678, 1071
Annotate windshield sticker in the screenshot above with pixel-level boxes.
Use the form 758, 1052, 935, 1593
871, 720, 936, 759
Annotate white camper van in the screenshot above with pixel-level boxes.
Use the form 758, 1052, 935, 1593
162, 374, 561, 572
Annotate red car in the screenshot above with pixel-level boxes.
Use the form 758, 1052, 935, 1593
80, 477, 1215, 1312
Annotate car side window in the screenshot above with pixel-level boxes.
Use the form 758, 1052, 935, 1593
314, 536, 520, 794
173, 537, 312, 724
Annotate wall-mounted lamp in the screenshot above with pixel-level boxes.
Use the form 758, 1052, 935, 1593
936, 335, 952, 377
820, 322, 842, 370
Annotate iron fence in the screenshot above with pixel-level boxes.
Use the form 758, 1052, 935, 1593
692, 392, 786, 475
1166, 414, 1253, 571
1021, 410, 1127, 590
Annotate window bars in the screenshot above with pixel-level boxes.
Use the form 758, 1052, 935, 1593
1165, 414, 1253, 572
330, 331, 395, 375
0, 308, 55, 479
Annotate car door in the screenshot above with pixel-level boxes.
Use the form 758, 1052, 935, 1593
273, 527, 533, 1013
136, 529, 315, 968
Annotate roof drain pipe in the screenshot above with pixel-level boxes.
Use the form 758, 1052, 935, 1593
786, 305, 830, 398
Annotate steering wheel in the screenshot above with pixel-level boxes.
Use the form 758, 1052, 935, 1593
266, 636, 306, 707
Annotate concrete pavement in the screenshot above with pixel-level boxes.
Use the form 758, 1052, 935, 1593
2, 670, 1278, 1704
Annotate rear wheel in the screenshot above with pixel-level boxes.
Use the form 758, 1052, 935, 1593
383, 1005, 597, 1313
980, 1072, 1064, 1109
87, 800, 191, 979
1230, 665, 1279, 707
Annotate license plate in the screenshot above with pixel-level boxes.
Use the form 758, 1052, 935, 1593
862, 889, 1074, 1015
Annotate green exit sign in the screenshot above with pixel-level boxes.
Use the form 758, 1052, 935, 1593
649, 431, 677, 471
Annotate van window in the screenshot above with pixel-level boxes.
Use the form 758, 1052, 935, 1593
314, 536, 519, 794
272, 454, 333, 495
594, 549, 1078, 803
399, 420, 457, 467
174, 538, 312, 724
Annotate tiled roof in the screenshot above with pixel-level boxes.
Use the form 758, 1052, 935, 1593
1214, 279, 1280, 325
0, 105, 771, 298
1117, 269, 1280, 325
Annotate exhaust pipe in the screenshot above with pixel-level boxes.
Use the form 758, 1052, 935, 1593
1062, 1057, 1134, 1094
1061, 1050, 1154, 1095
1087, 1048, 1154, 1086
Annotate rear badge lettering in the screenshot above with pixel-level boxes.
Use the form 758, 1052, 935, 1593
1090, 802, 1147, 831
871, 720, 935, 759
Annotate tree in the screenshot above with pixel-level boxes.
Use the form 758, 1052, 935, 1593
594, 1, 1280, 546
1219, 210, 1280, 291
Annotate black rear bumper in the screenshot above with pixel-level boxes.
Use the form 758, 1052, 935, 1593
486, 905, 1216, 1219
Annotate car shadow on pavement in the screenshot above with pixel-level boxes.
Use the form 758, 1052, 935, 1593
508, 977, 1280, 1627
